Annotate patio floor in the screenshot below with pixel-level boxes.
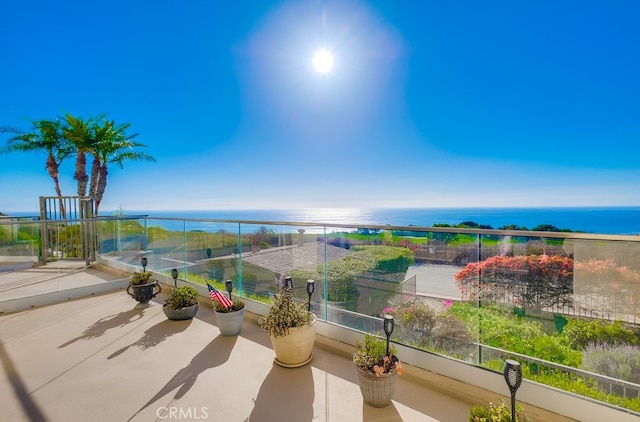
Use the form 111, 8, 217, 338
0, 261, 587, 422
0, 268, 474, 422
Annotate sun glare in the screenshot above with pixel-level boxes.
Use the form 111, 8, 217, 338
312, 49, 334, 74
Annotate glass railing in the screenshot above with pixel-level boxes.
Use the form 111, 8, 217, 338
2, 214, 640, 414
0, 215, 41, 265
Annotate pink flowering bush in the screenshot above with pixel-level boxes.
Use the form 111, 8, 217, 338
454, 254, 574, 310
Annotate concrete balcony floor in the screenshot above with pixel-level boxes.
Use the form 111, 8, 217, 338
0, 262, 583, 422
0, 264, 474, 422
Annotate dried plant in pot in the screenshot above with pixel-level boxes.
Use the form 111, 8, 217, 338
163, 285, 199, 320
353, 333, 403, 408
127, 271, 161, 304
258, 286, 316, 367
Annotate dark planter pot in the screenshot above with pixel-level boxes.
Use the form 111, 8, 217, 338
127, 281, 162, 304
163, 303, 199, 320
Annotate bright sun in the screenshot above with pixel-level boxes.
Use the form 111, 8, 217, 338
312, 49, 334, 74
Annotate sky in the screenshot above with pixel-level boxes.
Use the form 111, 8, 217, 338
1, 0, 639, 213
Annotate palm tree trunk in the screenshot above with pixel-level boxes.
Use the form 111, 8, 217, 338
74, 151, 88, 196
93, 164, 108, 215
46, 155, 66, 219
89, 156, 100, 200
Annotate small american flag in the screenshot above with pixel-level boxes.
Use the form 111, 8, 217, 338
208, 283, 233, 309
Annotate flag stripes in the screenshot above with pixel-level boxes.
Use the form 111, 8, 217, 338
207, 283, 233, 309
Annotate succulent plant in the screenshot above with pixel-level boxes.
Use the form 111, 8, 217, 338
353, 333, 402, 376
164, 285, 199, 310
130, 271, 154, 286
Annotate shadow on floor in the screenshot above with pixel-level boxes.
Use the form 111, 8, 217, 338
59, 306, 147, 348
127, 334, 238, 421
248, 362, 314, 422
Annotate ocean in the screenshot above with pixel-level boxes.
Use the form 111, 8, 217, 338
119, 206, 640, 236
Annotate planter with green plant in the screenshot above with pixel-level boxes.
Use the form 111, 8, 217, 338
210, 281, 246, 336
258, 281, 316, 368
353, 332, 403, 407
163, 285, 199, 320
127, 271, 161, 305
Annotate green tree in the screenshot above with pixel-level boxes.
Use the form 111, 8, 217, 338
62, 113, 106, 197
0, 118, 73, 216
89, 117, 155, 214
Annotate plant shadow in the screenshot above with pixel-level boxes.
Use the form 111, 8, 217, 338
107, 319, 192, 359
127, 334, 237, 421
59, 306, 147, 348
248, 362, 314, 422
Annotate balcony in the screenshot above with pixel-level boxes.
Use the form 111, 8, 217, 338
2, 214, 640, 421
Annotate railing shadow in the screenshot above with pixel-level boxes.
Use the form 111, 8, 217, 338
0, 340, 47, 422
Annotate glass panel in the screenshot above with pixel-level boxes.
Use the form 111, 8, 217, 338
0, 217, 40, 263
85, 215, 640, 412
96, 216, 148, 268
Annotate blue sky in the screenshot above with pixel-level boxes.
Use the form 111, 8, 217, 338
1, 0, 639, 213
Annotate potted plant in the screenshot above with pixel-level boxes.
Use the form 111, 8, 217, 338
210, 281, 246, 336
258, 284, 316, 367
352, 333, 403, 408
163, 285, 199, 320
127, 271, 161, 305
469, 398, 531, 421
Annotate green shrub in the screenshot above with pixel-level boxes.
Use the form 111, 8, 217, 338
431, 313, 475, 355
449, 303, 580, 367
232, 273, 256, 283
350, 245, 414, 272
386, 301, 474, 357
528, 335, 582, 368
563, 318, 640, 350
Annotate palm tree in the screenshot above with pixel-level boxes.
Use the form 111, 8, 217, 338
0, 119, 73, 217
62, 113, 104, 197
89, 117, 155, 215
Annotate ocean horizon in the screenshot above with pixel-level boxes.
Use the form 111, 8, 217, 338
7, 206, 639, 235
124, 206, 639, 235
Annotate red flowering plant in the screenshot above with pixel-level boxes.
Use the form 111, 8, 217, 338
454, 254, 574, 311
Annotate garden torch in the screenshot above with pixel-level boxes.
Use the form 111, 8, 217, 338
504, 359, 523, 422
383, 314, 395, 356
